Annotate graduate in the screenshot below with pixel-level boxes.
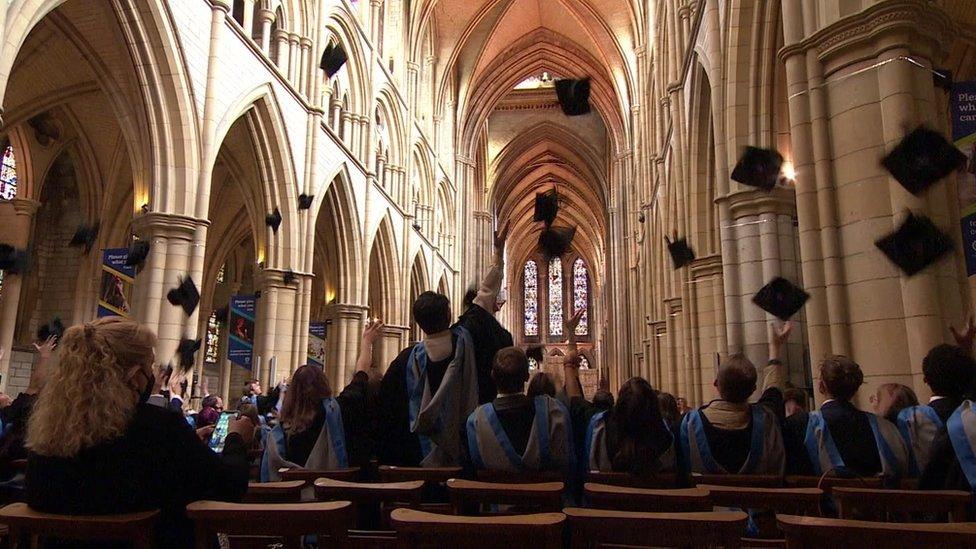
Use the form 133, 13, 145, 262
465, 347, 574, 476
377, 292, 479, 467
260, 322, 379, 481
454, 223, 514, 404
679, 322, 793, 476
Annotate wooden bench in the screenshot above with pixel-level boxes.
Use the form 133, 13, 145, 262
785, 474, 884, 493
0, 502, 158, 549
583, 483, 711, 512
244, 480, 305, 503
390, 508, 564, 549
697, 485, 822, 542
475, 469, 565, 484
777, 514, 976, 548
563, 507, 748, 548
186, 500, 352, 549
831, 487, 972, 523
585, 470, 679, 488
377, 466, 463, 514
691, 473, 783, 488
313, 478, 425, 545
278, 466, 362, 485
447, 479, 564, 515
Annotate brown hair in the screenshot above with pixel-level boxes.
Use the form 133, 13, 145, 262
876, 383, 918, 418
716, 354, 757, 403
27, 317, 156, 457
820, 355, 863, 401
526, 372, 556, 398
279, 365, 332, 435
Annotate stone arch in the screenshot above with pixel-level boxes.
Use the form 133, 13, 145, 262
322, 6, 369, 116
407, 249, 431, 341
366, 213, 402, 323
312, 164, 365, 308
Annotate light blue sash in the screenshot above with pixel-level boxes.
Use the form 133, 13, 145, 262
259, 397, 348, 481
407, 342, 435, 460
896, 405, 944, 476
680, 406, 766, 474
467, 396, 553, 471
947, 400, 976, 491
804, 411, 901, 477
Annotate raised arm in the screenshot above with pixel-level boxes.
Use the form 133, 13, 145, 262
763, 320, 793, 393
27, 336, 57, 395
563, 349, 583, 399
951, 316, 976, 357
355, 320, 385, 383
472, 223, 509, 313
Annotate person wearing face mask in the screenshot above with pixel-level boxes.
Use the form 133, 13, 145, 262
25, 317, 254, 548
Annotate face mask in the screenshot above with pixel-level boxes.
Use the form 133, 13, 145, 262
138, 370, 155, 404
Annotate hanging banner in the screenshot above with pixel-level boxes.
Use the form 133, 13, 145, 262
952, 81, 976, 276
228, 295, 256, 368
97, 248, 134, 317
308, 321, 327, 369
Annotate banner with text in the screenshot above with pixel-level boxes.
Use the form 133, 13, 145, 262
97, 248, 134, 317
952, 81, 976, 276
308, 321, 327, 369
228, 295, 256, 368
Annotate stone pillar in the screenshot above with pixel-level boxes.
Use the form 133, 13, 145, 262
287, 33, 300, 83
369, 0, 383, 45
258, 9, 274, 54
299, 37, 312, 98
406, 62, 420, 112
274, 29, 289, 69
324, 303, 367, 388
252, 268, 298, 387
241, 0, 255, 36
340, 112, 354, 147
330, 99, 342, 132
0, 198, 39, 393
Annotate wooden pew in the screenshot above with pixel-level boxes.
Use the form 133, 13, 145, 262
390, 508, 565, 549
697, 484, 822, 542
563, 507, 747, 548
831, 487, 972, 523
475, 469, 564, 484
785, 474, 884, 493
0, 502, 158, 549
446, 479, 564, 515
777, 514, 976, 548
278, 466, 362, 485
583, 483, 712, 513
585, 470, 679, 488
377, 465, 463, 513
186, 500, 352, 549
691, 473, 783, 487
243, 480, 305, 503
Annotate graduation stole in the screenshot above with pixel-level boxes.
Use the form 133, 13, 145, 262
803, 410, 903, 478
466, 396, 553, 472
947, 400, 976, 491
680, 406, 770, 474
896, 404, 945, 476
259, 397, 348, 482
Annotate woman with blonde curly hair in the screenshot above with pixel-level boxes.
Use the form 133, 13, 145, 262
25, 317, 254, 548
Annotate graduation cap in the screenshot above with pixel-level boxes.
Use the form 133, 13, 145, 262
166, 275, 200, 316
731, 147, 784, 192
124, 239, 150, 269
283, 270, 296, 285
0, 244, 28, 275
214, 305, 229, 325
752, 277, 810, 321
36, 317, 65, 342
881, 126, 966, 195
534, 187, 559, 226
320, 42, 347, 78
254, 290, 262, 299
176, 338, 201, 372
298, 194, 314, 210
665, 235, 696, 269
538, 225, 577, 258
69, 222, 100, 254
554, 78, 591, 116
526, 346, 545, 362
266, 208, 282, 233
875, 212, 953, 276
933, 68, 953, 93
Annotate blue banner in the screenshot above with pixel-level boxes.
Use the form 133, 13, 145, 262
97, 248, 134, 317
952, 81, 976, 276
228, 295, 256, 368
308, 321, 327, 368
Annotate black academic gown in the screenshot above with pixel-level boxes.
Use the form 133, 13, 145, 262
785, 400, 882, 476
454, 304, 513, 404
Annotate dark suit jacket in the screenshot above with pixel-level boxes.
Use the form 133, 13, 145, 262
489, 394, 536, 455
785, 400, 881, 476
919, 396, 968, 492
454, 305, 513, 404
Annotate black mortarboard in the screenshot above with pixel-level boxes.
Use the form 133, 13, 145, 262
526, 346, 544, 362
881, 126, 966, 195
166, 275, 200, 316
176, 338, 201, 372
69, 221, 100, 254
731, 147, 783, 191
538, 225, 577, 258
298, 194, 314, 210
534, 187, 559, 226
752, 277, 810, 321
320, 42, 347, 78
933, 68, 953, 93
283, 270, 296, 285
554, 78, 591, 116
0, 244, 28, 274
266, 208, 282, 232
36, 317, 65, 342
215, 305, 229, 325
254, 290, 262, 299
665, 236, 696, 269
124, 239, 150, 269
875, 212, 953, 276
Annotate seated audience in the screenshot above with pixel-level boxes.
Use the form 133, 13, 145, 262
873, 382, 918, 424
261, 323, 378, 480
0, 336, 55, 481
679, 322, 793, 475
783, 387, 808, 418
197, 394, 224, 428
658, 393, 680, 425
240, 377, 281, 417
377, 292, 479, 467
785, 356, 908, 480
465, 347, 573, 475
25, 317, 253, 548
527, 371, 556, 398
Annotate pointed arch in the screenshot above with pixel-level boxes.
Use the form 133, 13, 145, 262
322, 5, 369, 116
366, 213, 402, 322
312, 164, 365, 307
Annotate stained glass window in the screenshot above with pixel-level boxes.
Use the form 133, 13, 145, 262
528, 357, 538, 371
573, 258, 589, 336
579, 355, 590, 369
204, 310, 220, 364
523, 260, 538, 337
0, 145, 18, 200
216, 263, 226, 284
548, 257, 563, 337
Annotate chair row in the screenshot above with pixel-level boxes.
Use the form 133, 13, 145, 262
2, 501, 975, 549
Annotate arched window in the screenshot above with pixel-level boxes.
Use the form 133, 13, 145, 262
572, 258, 589, 336
523, 260, 538, 337
528, 357, 538, 371
548, 257, 563, 338
579, 355, 590, 369
216, 263, 226, 284
204, 310, 220, 364
0, 144, 18, 200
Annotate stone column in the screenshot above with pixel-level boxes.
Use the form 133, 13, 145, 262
241, 0, 255, 36
340, 112, 354, 148
299, 37, 312, 98
287, 33, 300, 83
324, 303, 367, 388
369, 0, 383, 45
0, 198, 39, 392
274, 29, 289, 69
252, 268, 298, 387
258, 8, 274, 54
